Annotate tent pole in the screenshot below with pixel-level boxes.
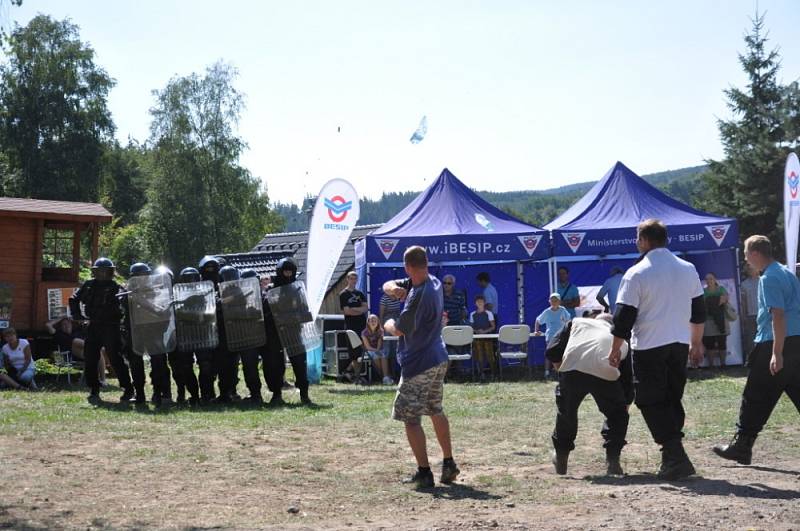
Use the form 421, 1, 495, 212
517, 261, 524, 325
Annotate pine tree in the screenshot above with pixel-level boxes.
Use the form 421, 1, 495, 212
701, 13, 800, 253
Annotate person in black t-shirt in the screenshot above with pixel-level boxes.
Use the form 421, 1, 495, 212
339, 271, 369, 382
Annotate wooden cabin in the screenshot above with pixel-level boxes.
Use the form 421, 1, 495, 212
0, 197, 112, 335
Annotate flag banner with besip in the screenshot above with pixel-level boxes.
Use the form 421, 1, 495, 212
784, 152, 800, 273
307, 179, 360, 320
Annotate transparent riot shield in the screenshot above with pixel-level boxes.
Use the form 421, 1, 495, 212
173, 280, 219, 351
266, 281, 319, 358
127, 272, 177, 356
219, 276, 266, 351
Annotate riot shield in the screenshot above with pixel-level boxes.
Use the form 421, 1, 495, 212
127, 272, 177, 356
173, 280, 219, 351
265, 280, 319, 358
219, 276, 266, 351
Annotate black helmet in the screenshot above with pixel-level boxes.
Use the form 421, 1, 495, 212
154, 265, 173, 281
198, 255, 221, 272
240, 268, 259, 280
129, 262, 152, 277
93, 257, 115, 269
179, 267, 201, 283
91, 257, 116, 281
276, 257, 297, 275
219, 265, 240, 282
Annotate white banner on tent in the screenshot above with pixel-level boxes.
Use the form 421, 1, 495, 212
784, 152, 800, 273
306, 179, 360, 320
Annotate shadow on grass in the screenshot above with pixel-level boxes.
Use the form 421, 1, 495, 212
89, 397, 333, 415
326, 387, 397, 395
730, 463, 800, 476
422, 483, 503, 501
586, 473, 800, 500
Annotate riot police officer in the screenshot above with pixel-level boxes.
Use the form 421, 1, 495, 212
197, 255, 222, 402
239, 269, 266, 403
69, 258, 132, 403
216, 265, 244, 401
263, 257, 311, 406
171, 266, 203, 405
122, 262, 173, 405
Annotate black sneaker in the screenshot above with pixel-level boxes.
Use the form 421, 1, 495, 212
606, 455, 624, 476
440, 460, 460, 484
88, 391, 101, 404
120, 388, 134, 402
403, 468, 434, 489
268, 395, 286, 407
300, 391, 312, 405
243, 395, 264, 405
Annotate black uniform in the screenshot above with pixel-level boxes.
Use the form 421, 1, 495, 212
120, 292, 172, 403
546, 319, 633, 458
69, 279, 131, 398
263, 263, 309, 404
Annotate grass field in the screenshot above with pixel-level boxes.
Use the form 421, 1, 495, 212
1, 368, 799, 530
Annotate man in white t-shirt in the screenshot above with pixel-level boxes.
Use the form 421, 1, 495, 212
546, 314, 633, 476
608, 219, 706, 481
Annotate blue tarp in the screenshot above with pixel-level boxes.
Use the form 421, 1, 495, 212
544, 161, 739, 256
365, 168, 549, 263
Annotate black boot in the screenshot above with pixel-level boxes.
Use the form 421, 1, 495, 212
552, 450, 569, 475
712, 433, 756, 465
119, 387, 134, 402
657, 440, 695, 480
606, 450, 624, 476
300, 388, 312, 405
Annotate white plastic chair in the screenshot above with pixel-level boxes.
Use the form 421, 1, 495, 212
52, 347, 76, 385
498, 324, 531, 379
442, 325, 474, 380
346, 329, 372, 383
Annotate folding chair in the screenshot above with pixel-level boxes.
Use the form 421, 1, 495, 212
442, 325, 474, 381
345, 329, 372, 383
498, 324, 531, 379
52, 347, 76, 385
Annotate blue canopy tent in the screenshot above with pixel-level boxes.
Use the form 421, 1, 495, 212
357, 168, 551, 367
542, 161, 743, 364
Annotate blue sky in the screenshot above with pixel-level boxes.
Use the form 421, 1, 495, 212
9, 1, 800, 205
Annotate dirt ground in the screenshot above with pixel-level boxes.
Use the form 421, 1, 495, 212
2, 375, 799, 530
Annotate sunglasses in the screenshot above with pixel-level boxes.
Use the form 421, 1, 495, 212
443, 281, 453, 285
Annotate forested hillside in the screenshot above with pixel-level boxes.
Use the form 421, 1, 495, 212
273, 165, 707, 232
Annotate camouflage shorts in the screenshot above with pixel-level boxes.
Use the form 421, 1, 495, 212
391, 361, 448, 425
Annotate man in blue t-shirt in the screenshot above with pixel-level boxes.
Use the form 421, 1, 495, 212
714, 235, 800, 465
596, 267, 623, 314
384, 245, 459, 489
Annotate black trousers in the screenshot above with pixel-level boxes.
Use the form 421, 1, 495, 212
149, 353, 171, 398
737, 338, 800, 437
84, 323, 130, 393
264, 334, 308, 397
552, 370, 629, 454
169, 350, 199, 400
196, 348, 216, 401
213, 346, 239, 399
241, 348, 265, 397
631, 342, 688, 446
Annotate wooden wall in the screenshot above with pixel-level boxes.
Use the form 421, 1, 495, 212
0, 217, 38, 330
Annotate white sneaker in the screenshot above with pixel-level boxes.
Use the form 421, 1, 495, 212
382, 376, 394, 385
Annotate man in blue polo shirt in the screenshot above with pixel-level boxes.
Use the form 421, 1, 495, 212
384, 245, 459, 489
713, 235, 800, 464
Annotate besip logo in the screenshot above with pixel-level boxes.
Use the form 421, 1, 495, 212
562, 232, 586, 253
705, 224, 731, 247
375, 239, 400, 260
789, 171, 799, 200
517, 234, 542, 257
324, 196, 353, 223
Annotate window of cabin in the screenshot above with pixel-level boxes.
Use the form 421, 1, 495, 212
42, 225, 78, 282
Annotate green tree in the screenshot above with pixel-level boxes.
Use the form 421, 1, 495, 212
100, 140, 149, 226
141, 61, 282, 267
0, 15, 115, 202
701, 13, 800, 251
